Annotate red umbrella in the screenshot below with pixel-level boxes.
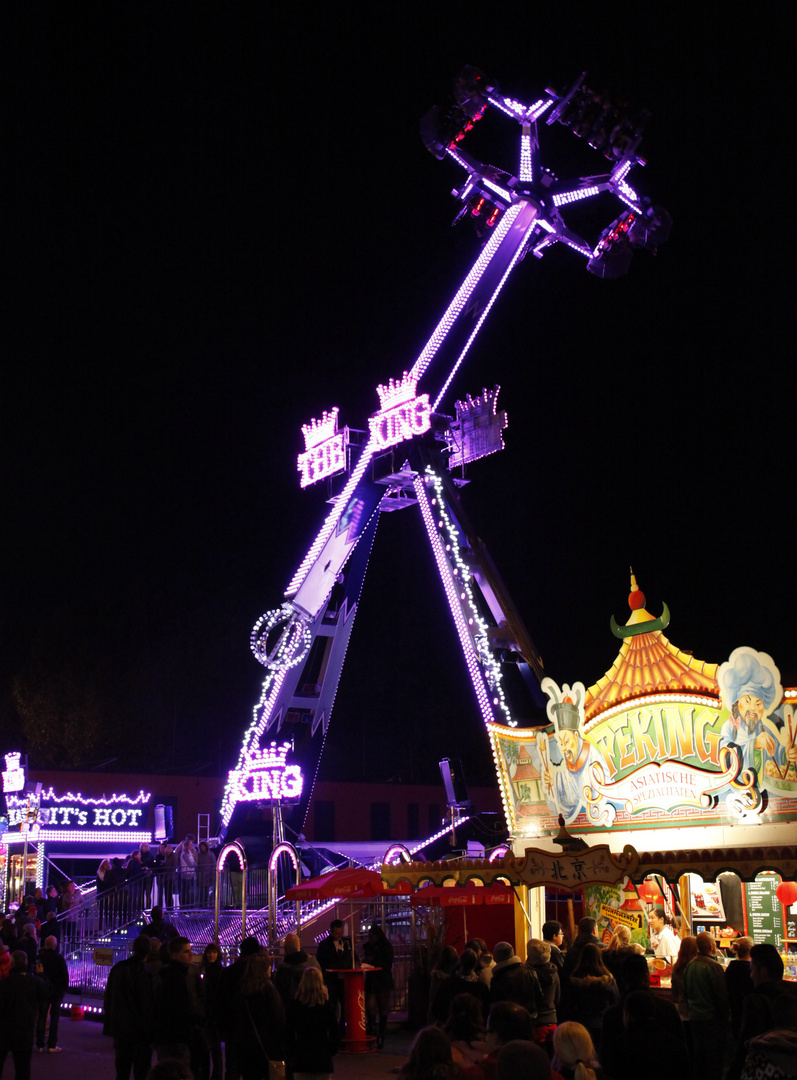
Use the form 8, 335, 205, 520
285, 866, 411, 901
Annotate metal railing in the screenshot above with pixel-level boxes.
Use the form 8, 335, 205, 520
58, 878, 417, 1021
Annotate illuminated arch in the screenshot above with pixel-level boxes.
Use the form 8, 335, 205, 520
269, 841, 302, 943
383, 844, 412, 865
214, 839, 247, 944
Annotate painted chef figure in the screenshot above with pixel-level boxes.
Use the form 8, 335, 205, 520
718, 647, 792, 789
539, 679, 602, 823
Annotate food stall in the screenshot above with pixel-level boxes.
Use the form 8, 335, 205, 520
483, 575, 797, 974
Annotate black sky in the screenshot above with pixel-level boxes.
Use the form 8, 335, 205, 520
4, 5, 794, 788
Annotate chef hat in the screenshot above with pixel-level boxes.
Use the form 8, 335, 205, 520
718, 647, 782, 714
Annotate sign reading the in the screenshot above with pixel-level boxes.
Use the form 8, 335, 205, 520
297, 408, 350, 489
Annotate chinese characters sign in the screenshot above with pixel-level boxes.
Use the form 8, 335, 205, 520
510, 844, 639, 892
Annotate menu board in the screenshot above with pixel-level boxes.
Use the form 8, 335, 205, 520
744, 876, 784, 947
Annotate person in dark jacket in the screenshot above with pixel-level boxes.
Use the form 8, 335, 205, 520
363, 924, 394, 1048
489, 941, 542, 1019
152, 936, 204, 1074
142, 906, 178, 942
233, 952, 286, 1080
542, 921, 566, 976
286, 966, 339, 1078
200, 942, 224, 1080
217, 935, 262, 1080
559, 944, 618, 1047
0, 951, 48, 1078
459, 1001, 536, 1080
273, 933, 321, 1009
18, 923, 39, 973
35, 936, 69, 1052
610, 989, 689, 1080
316, 920, 354, 1030
725, 936, 754, 1031
431, 947, 490, 1026
561, 919, 604, 986
427, 945, 460, 1023
103, 934, 154, 1080
599, 950, 682, 1077
727, 944, 797, 1080
527, 938, 561, 1052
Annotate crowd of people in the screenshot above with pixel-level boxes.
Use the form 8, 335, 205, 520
0, 887, 73, 1069
96, 836, 218, 911
101, 917, 395, 1080
404, 917, 797, 1080
3, 895, 796, 1080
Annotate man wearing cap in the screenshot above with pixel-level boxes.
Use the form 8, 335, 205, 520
718, 648, 793, 790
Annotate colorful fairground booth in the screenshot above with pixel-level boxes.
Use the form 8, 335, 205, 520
382, 576, 797, 981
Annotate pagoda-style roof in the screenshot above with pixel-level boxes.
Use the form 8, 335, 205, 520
585, 572, 719, 723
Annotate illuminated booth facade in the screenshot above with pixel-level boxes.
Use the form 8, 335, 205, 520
1, 754, 155, 908
487, 576, 797, 967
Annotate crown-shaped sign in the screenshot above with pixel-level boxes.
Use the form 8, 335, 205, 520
376, 371, 419, 412
455, 385, 502, 419
243, 741, 292, 771
2, 752, 25, 794
301, 408, 340, 451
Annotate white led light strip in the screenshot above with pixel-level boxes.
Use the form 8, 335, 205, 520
220, 665, 291, 827
552, 185, 600, 207
414, 469, 516, 729
519, 132, 532, 183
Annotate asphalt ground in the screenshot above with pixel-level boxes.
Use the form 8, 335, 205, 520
19, 1016, 415, 1080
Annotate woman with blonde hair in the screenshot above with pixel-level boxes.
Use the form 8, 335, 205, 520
602, 925, 634, 988
553, 1021, 600, 1080
287, 966, 339, 1080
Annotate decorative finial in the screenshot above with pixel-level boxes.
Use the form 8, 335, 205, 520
628, 566, 646, 611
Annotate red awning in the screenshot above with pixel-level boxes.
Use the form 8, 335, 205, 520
409, 884, 515, 907
284, 866, 412, 901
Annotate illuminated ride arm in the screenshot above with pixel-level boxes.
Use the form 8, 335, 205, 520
220, 66, 670, 837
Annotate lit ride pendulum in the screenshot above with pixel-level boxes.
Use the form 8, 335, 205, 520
220, 67, 670, 839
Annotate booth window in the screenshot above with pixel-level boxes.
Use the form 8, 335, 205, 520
314, 800, 335, 840
370, 802, 391, 841
407, 802, 420, 839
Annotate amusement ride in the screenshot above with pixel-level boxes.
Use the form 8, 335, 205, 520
219, 66, 672, 854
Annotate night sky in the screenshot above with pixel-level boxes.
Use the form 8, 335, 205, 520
4, 6, 794, 792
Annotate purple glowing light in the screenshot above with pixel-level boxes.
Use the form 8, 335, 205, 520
433, 201, 539, 410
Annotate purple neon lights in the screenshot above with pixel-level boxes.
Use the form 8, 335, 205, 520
410, 202, 526, 385
433, 202, 539, 410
